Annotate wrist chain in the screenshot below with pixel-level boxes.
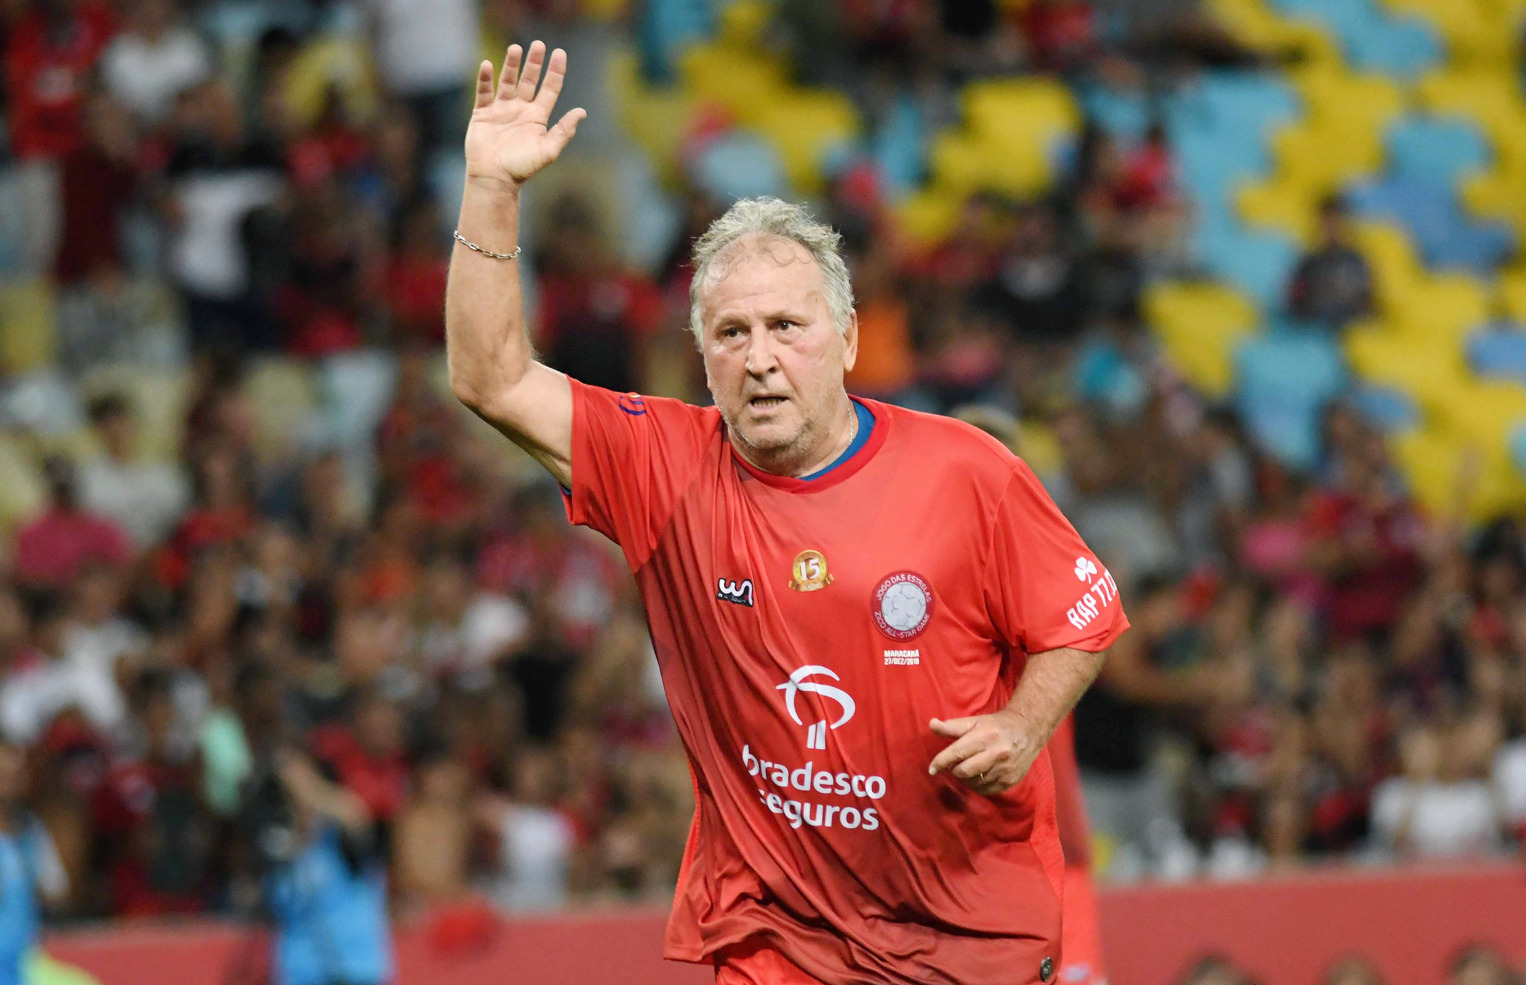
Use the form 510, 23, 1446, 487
453, 229, 522, 261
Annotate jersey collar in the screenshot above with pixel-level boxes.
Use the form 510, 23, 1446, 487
728, 397, 891, 493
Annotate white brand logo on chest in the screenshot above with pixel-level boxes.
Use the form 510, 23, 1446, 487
716, 577, 754, 607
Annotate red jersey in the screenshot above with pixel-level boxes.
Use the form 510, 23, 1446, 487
565, 381, 1128, 985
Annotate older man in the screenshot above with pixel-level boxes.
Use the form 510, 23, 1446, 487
446, 43, 1128, 985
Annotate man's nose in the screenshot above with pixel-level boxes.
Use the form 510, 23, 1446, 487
744, 326, 778, 376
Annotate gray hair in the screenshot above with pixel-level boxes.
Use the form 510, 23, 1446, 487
687, 197, 855, 345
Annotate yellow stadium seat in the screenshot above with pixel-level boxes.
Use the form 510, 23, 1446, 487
1344, 318, 1469, 413
282, 38, 379, 129
0, 431, 44, 541
0, 278, 56, 375
893, 188, 965, 249
719, 0, 775, 47
1205, 0, 1340, 63
1500, 269, 1526, 321
1271, 123, 1385, 197
1291, 68, 1406, 131
244, 358, 318, 460
1350, 221, 1424, 309
1393, 273, 1492, 342
678, 43, 788, 126
930, 130, 1053, 198
1434, 378, 1526, 447
754, 91, 859, 195
1380, 0, 1510, 62
1391, 427, 1525, 521
1235, 178, 1318, 243
1144, 282, 1259, 396
961, 78, 1080, 147
610, 52, 697, 182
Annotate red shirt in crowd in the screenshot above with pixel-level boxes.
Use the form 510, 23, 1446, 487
3, 2, 116, 159
564, 381, 1128, 984
13, 505, 130, 589
1303, 489, 1426, 640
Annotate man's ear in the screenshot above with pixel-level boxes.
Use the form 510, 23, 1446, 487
842, 311, 859, 375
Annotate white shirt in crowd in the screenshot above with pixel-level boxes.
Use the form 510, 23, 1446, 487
1493, 738, 1526, 830
1371, 776, 1504, 859
418, 593, 531, 674
168, 171, 283, 299
491, 805, 573, 911
362, 0, 479, 94
100, 26, 212, 125
78, 455, 190, 550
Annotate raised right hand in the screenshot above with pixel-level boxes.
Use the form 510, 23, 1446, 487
464, 40, 586, 192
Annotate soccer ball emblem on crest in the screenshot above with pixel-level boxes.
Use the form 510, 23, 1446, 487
872, 571, 933, 641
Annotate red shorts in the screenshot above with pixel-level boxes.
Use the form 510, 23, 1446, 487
714, 870, 1105, 985
1059, 865, 1107, 984
714, 939, 823, 985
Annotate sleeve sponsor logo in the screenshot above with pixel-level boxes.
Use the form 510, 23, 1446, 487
1066, 559, 1118, 631
618, 392, 647, 416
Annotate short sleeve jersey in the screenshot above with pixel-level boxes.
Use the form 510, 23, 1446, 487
564, 380, 1128, 985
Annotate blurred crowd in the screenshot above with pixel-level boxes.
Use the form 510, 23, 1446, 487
1177, 947, 1523, 985
0, 0, 1523, 935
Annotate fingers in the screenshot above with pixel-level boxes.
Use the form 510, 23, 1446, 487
533, 47, 569, 115
474, 61, 495, 108
516, 40, 547, 101
950, 746, 1008, 781
546, 107, 586, 156
928, 728, 989, 776
497, 44, 523, 100
929, 716, 975, 739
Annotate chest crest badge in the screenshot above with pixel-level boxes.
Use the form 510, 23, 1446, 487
788, 550, 834, 592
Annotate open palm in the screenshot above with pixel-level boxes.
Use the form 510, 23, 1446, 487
465, 41, 586, 189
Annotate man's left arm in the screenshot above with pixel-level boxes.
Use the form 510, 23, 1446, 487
928, 646, 1106, 796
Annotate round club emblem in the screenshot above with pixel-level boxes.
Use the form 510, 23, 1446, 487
872, 571, 933, 641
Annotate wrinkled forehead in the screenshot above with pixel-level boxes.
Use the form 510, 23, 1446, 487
698, 233, 827, 317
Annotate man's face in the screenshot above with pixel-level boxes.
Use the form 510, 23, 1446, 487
699, 236, 857, 467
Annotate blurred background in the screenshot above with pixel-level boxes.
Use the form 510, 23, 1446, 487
1, 0, 1525, 982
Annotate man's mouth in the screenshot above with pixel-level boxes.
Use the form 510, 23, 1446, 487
748, 396, 787, 410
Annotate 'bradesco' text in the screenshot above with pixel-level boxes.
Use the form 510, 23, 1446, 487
743, 745, 882, 830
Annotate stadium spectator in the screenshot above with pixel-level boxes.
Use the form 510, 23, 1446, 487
1287, 195, 1375, 328
98, 0, 211, 130
11, 457, 130, 593
1322, 956, 1387, 985
78, 393, 190, 549
533, 193, 664, 395
0, 742, 68, 985
1371, 722, 1505, 859
358, 0, 478, 157
1448, 945, 1522, 985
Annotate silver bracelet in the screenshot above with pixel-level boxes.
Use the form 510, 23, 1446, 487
453, 229, 522, 261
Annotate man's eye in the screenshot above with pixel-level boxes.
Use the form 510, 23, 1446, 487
775, 320, 796, 330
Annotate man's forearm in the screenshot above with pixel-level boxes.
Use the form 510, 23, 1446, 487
1003, 646, 1107, 752
446, 179, 532, 410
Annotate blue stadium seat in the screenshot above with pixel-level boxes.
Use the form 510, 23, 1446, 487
1198, 227, 1302, 308
1350, 384, 1420, 432
1079, 83, 1152, 141
1345, 16, 1444, 78
1468, 327, 1526, 383
1386, 116, 1491, 186
1235, 331, 1348, 469
693, 132, 787, 201
1347, 175, 1514, 272
1272, 0, 1441, 77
